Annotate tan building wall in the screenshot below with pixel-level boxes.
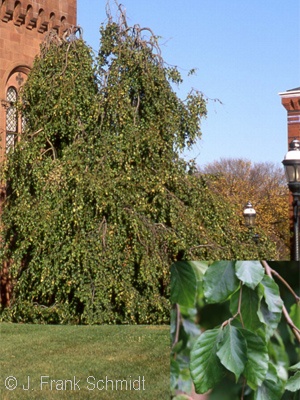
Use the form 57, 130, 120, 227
0, 0, 77, 161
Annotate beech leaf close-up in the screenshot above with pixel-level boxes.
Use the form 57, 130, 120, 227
171, 260, 300, 400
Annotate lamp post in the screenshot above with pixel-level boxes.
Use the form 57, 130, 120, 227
282, 138, 300, 261
243, 201, 256, 227
243, 201, 259, 244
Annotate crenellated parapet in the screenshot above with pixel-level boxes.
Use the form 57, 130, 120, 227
0, 0, 76, 35
0, 0, 77, 164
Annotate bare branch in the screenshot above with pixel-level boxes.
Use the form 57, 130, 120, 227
46, 137, 57, 160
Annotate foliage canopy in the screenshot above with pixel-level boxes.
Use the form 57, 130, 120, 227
200, 158, 290, 259
1, 4, 279, 324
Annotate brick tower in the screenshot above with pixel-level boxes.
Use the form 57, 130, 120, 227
0, 0, 77, 162
279, 87, 300, 143
0, 0, 77, 307
279, 87, 300, 259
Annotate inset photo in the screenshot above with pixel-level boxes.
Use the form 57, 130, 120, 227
171, 261, 300, 400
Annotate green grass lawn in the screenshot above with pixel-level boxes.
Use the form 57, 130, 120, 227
0, 323, 170, 399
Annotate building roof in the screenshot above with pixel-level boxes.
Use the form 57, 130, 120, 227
279, 87, 300, 97
287, 87, 300, 91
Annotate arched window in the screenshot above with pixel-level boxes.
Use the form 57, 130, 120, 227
6, 86, 18, 153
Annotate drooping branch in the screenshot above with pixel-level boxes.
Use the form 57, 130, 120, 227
282, 305, 300, 343
261, 260, 300, 343
269, 267, 300, 303
172, 303, 181, 357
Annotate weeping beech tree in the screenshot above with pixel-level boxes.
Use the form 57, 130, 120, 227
0, 4, 277, 324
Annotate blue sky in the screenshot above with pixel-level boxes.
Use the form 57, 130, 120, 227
77, 0, 300, 169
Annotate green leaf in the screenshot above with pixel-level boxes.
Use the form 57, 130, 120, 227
257, 297, 281, 340
171, 358, 180, 390
267, 332, 289, 381
171, 340, 184, 355
171, 261, 197, 308
216, 325, 247, 382
254, 363, 285, 400
188, 261, 208, 282
289, 303, 300, 330
289, 361, 300, 371
230, 285, 264, 332
258, 275, 283, 314
286, 371, 300, 391
182, 318, 201, 337
190, 328, 225, 393
235, 261, 264, 289
203, 261, 239, 303
209, 378, 241, 400
239, 328, 269, 389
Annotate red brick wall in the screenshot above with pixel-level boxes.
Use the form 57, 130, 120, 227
280, 88, 300, 259
0, 0, 77, 161
280, 91, 300, 144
